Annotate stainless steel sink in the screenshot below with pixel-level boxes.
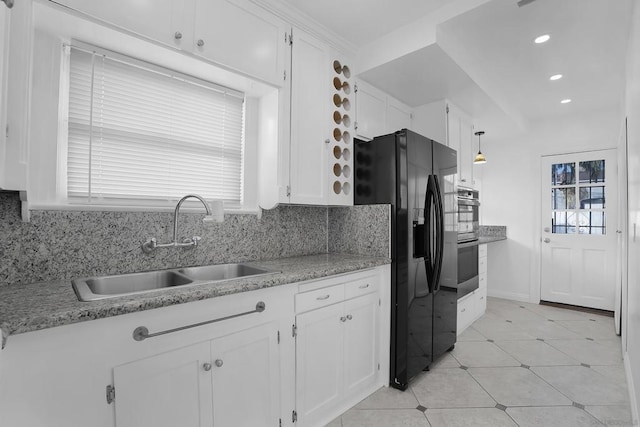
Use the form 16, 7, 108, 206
178, 264, 274, 282
72, 263, 278, 301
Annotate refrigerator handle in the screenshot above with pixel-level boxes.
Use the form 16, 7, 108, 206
425, 175, 436, 291
432, 175, 445, 292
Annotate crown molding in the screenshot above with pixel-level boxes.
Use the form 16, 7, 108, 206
249, 0, 358, 57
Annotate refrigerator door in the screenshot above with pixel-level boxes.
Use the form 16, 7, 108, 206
432, 140, 458, 359
403, 131, 434, 386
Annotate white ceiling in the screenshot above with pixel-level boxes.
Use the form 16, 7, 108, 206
279, 0, 450, 47
280, 0, 634, 134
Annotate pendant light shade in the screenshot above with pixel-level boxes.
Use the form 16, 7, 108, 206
474, 131, 487, 164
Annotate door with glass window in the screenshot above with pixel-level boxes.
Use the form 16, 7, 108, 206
540, 150, 618, 310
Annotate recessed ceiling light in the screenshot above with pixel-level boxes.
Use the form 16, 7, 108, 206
550, 74, 563, 81
535, 34, 550, 44
560, 99, 572, 104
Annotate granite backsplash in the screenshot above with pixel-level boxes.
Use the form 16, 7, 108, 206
0, 191, 389, 287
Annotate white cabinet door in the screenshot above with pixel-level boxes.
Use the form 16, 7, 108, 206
53, 0, 189, 48
296, 302, 344, 426
211, 322, 281, 427
193, 0, 288, 86
447, 104, 474, 186
113, 342, 213, 427
0, 5, 8, 189
343, 293, 378, 395
289, 28, 330, 205
355, 80, 386, 140
386, 97, 412, 134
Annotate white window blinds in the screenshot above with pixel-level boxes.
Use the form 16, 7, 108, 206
67, 45, 245, 209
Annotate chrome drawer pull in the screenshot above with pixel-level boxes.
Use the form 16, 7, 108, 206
132, 301, 266, 341
316, 294, 331, 300
358, 284, 370, 289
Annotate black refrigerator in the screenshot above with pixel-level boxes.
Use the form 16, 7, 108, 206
354, 129, 458, 390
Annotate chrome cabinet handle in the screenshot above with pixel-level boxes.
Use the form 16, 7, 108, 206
197, 39, 205, 47
340, 316, 347, 322
174, 31, 183, 40
461, 308, 466, 312
543, 238, 550, 243
203, 363, 212, 371
214, 359, 223, 368
358, 284, 369, 289
346, 314, 353, 320
316, 294, 330, 301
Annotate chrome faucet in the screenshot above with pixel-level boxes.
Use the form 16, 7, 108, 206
142, 194, 217, 253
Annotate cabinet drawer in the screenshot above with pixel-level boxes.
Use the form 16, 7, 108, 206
479, 273, 487, 289
479, 257, 487, 275
476, 287, 487, 313
295, 284, 344, 313
344, 276, 378, 300
479, 244, 487, 258
457, 294, 475, 334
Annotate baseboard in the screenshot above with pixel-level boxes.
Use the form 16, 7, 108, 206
486, 289, 530, 302
624, 350, 639, 424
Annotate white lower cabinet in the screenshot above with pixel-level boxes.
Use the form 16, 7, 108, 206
295, 272, 383, 427
113, 322, 280, 427
457, 244, 488, 335
0, 266, 390, 427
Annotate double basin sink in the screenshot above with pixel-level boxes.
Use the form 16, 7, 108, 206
72, 263, 279, 301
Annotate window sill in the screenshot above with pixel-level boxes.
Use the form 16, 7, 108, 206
25, 203, 261, 217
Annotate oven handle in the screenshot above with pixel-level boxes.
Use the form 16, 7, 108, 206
458, 240, 480, 248
457, 199, 480, 206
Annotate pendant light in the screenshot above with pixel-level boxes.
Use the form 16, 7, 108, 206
474, 131, 487, 164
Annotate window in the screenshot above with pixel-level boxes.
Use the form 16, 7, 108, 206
551, 160, 606, 234
66, 45, 245, 209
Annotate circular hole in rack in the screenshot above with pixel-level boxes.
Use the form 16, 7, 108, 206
333, 181, 342, 194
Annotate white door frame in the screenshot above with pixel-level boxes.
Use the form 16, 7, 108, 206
539, 148, 618, 310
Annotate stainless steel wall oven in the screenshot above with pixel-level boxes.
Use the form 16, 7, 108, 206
457, 187, 480, 298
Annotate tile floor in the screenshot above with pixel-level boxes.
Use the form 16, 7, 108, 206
328, 297, 634, 427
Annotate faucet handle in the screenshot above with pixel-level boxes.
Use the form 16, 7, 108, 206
141, 237, 158, 254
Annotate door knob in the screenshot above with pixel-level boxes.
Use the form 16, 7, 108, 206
543, 238, 550, 243
197, 39, 205, 47
346, 314, 353, 320
214, 359, 224, 367
203, 363, 212, 371
544, 227, 550, 232
174, 31, 183, 40
340, 316, 347, 322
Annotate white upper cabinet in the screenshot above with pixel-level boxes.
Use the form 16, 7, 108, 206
289, 27, 330, 205
354, 80, 386, 140
52, 0, 189, 48
386, 96, 412, 133
53, 0, 288, 86
354, 80, 414, 141
0, 5, 9, 189
412, 99, 476, 187
193, 0, 289, 86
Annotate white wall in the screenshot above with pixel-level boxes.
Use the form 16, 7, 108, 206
480, 108, 620, 302
623, 1, 640, 421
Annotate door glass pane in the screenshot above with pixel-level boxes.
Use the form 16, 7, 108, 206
552, 211, 576, 234
552, 188, 576, 209
579, 160, 605, 183
579, 186, 605, 209
578, 212, 606, 234
552, 163, 576, 185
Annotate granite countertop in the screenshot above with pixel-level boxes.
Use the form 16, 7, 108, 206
479, 225, 507, 244
0, 253, 390, 347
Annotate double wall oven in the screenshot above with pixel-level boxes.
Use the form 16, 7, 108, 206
457, 187, 480, 298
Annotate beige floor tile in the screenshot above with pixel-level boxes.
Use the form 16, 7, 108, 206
546, 339, 623, 366
450, 341, 520, 368
425, 407, 518, 427
471, 318, 537, 341
522, 304, 599, 321
355, 386, 420, 410
494, 339, 580, 366
411, 368, 496, 408
340, 409, 430, 427
506, 406, 604, 427
584, 405, 634, 426
531, 366, 629, 406
457, 326, 487, 342
510, 319, 583, 340
430, 352, 461, 369
590, 364, 628, 384
325, 416, 343, 427
468, 366, 572, 407
555, 319, 618, 339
